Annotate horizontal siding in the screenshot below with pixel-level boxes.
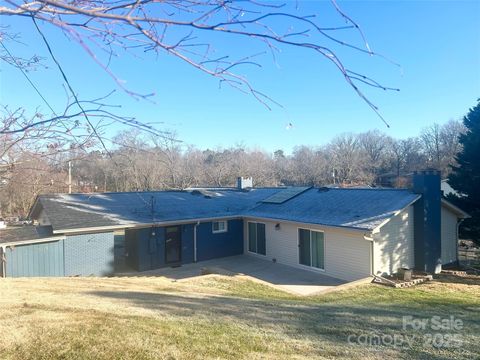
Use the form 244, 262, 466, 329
243, 218, 371, 281
374, 206, 414, 275
441, 207, 458, 264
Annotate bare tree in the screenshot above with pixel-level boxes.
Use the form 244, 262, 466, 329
288, 146, 330, 186
1, 0, 402, 205
1, 119, 470, 217
388, 137, 425, 187
1, 0, 397, 113
439, 119, 465, 175
0, 153, 67, 216
358, 130, 392, 180
420, 120, 464, 175
421, 123, 443, 169
328, 133, 371, 185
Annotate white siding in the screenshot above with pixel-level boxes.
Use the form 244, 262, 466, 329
373, 206, 414, 275
441, 207, 458, 264
243, 218, 371, 281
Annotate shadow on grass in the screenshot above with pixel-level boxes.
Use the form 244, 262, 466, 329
433, 274, 480, 286
87, 287, 479, 360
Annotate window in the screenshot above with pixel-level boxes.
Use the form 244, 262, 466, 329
298, 229, 325, 270
212, 221, 228, 233
248, 222, 266, 255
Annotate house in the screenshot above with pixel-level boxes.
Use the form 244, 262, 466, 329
0, 171, 469, 281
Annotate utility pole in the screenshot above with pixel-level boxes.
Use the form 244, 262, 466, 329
68, 160, 72, 194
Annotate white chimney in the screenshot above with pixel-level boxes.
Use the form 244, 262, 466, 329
237, 177, 253, 190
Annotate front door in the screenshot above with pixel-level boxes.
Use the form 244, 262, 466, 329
165, 226, 181, 264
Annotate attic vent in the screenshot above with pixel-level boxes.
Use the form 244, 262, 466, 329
317, 187, 330, 192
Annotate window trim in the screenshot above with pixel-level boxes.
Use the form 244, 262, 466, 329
297, 227, 326, 271
212, 220, 228, 234
247, 221, 267, 256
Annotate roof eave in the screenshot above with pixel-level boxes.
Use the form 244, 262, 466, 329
441, 198, 471, 219
242, 214, 371, 234
0, 235, 66, 247
52, 215, 244, 235
370, 194, 422, 234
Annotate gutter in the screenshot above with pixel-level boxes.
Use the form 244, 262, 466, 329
456, 218, 465, 266
53, 216, 242, 235
53, 215, 371, 236
363, 234, 375, 276
242, 216, 369, 235
0, 236, 66, 247
193, 221, 200, 263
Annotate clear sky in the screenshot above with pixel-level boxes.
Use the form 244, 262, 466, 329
1, 0, 479, 154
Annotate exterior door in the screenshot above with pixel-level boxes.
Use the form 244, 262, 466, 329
165, 226, 181, 264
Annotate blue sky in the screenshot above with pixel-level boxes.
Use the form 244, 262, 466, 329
1, 0, 479, 153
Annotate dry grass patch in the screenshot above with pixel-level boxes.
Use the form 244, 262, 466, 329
0, 274, 479, 359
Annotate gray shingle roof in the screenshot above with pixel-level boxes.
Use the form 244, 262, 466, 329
0, 225, 54, 244
33, 187, 420, 233
35, 188, 278, 231
247, 188, 420, 230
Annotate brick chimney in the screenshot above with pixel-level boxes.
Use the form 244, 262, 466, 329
412, 169, 442, 273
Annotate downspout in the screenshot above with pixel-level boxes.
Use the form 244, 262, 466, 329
1, 245, 6, 278
456, 218, 465, 266
193, 221, 200, 263
363, 234, 375, 276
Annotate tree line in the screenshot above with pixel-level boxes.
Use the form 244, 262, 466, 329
0, 119, 464, 217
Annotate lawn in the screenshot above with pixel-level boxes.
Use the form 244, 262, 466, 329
0, 273, 479, 359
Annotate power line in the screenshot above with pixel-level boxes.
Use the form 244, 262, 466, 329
0, 41, 56, 115
31, 17, 110, 158
1, 37, 85, 151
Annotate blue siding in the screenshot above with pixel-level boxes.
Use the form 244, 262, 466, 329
126, 221, 236, 271
64, 232, 114, 276
5, 240, 64, 277
126, 227, 166, 271
197, 219, 244, 261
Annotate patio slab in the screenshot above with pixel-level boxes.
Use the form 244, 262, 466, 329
119, 255, 351, 295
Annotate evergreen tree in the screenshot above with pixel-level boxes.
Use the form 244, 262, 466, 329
448, 99, 480, 244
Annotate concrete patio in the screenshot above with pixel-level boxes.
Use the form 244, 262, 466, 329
119, 255, 354, 295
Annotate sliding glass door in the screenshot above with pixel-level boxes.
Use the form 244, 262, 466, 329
248, 222, 266, 255
298, 229, 325, 270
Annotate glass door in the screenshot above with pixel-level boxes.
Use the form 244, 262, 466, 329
298, 229, 324, 270
165, 226, 181, 264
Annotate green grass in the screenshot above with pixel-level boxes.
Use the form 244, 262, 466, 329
0, 274, 479, 359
